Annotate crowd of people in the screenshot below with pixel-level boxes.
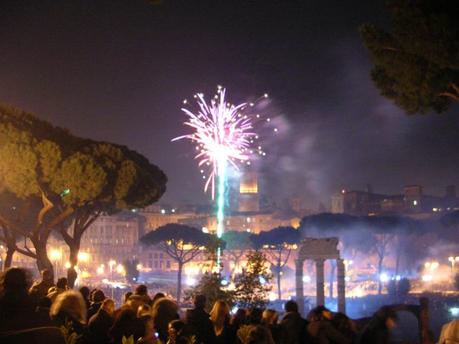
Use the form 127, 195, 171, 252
1, 267, 455, 344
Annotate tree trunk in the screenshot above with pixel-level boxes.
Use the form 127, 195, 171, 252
35, 241, 54, 281
67, 241, 80, 288
277, 267, 282, 300
4, 246, 14, 270
177, 261, 183, 304
377, 257, 383, 295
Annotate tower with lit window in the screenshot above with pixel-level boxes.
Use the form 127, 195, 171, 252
238, 172, 260, 212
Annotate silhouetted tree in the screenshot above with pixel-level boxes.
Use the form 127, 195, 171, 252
360, 0, 459, 114
222, 231, 252, 277
234, 250, 272, 309
141, 223, 213, 302
185, 272, 235, 311
123, 258, 140, 283
0, 105, 167, 285
251, 227, 299, 300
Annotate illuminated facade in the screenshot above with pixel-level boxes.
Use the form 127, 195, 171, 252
238, 171, 260, 212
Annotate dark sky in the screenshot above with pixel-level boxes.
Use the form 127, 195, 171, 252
1, 0, 458, 209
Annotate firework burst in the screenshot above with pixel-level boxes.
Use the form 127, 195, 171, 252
173, 87, 260, 199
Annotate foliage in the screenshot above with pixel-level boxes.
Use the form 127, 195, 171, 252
0, 104, 167, 282
123, 258, 140, 283
140, 223, 214, 302
233, 250, 272, 309
251, 226, 299, 300
387, 280, 397, 297
398, 278, 411, 296
184, 272, 235, 311
387, 278, 411, 297
360, 0, 459, 114
222, 231, 253, 276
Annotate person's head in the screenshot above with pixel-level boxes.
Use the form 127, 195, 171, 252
262, 309, 278, 325
0, 267, 30, 295
126, 294, 144, 313
247, 308, 263, 325
376, 306, 397, 330
123, 291, 133, 304
152, 297, 179, 341
109, 306, 138, 341
137, 303, 152, 318
79, 286, 90, 300
193, 294, 206, 309
92, 289, 105, 303
209, 300, 230, 327
247, 324, 275, 344
41, 269, 53, 283
308, 306, 332, 321
50, 290, 87, 324
284, 300, 298, 313
152, 292, 165, 303
56, 277, 68, 290
232, 308, 247, 325
168, 319, 185, 341
101, 298, 115, 316
135, 284, 148, 296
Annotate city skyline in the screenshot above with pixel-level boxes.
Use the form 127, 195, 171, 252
1, 0, 458, 208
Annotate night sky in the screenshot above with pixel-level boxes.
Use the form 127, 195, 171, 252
1, 0, 458, 208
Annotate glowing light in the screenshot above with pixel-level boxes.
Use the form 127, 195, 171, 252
302, 275, 312, 283
78, 252, 90, 263
64, 262, 71, 269
450, 307, 459, 317
96, 265, 105, 275
50, 249, 61, 261
379, 273, 389, 282
422, 274, 433, 282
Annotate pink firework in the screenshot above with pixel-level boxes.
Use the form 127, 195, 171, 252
173, 88, 257, 199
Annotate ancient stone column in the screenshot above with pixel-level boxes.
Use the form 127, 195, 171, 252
337, 258, 346, 313
315, 258, 325, 306
295, 259, 305, 316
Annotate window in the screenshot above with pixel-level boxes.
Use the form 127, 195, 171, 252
154, 261, 158, 268
166, 261, 171, 269
159, 253, 164, 259
154, 253, 158, 259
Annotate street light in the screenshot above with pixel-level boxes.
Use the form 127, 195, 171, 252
50, 249, 62, 276
448, 256, 459, 274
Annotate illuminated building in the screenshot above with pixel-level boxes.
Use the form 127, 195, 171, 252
238, 171, 260, 212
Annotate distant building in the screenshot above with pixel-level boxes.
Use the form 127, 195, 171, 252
80, 212, 141, 266
330, 184, 459, 216
238, 171, 260, 212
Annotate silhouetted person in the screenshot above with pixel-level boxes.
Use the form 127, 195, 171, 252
29, 269, 54, 305
88, 289, 105, 319
109, 306, 142, 344
280, 300, 308, 344
79, 286, 91, 311
88, 298, 115, 344
357, 306, 397, 344
134, 284, 152, 305
209, 300, 232, 344
47, 277, 68, 303
185, 294, 216, 344
262, 309, 282, 344
307, 306, 351, 344
50, 290, 88, 343
0, 267, 39, 332
153, 297, 180, 343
